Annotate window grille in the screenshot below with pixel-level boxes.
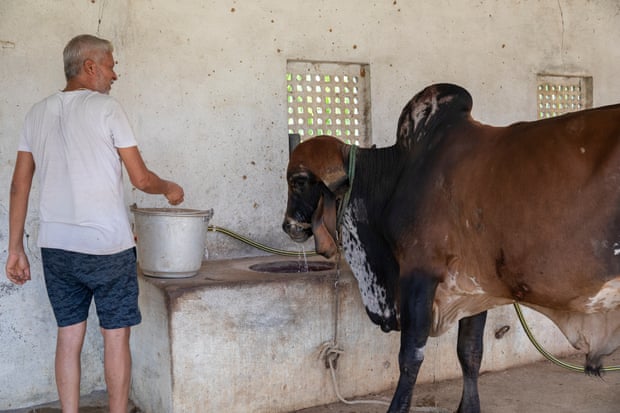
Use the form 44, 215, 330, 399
286, 61, 371, 146
537, 74, 592, 119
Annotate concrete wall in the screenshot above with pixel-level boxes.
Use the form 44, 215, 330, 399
1, 0, 619, 409
131, 257, 576, 413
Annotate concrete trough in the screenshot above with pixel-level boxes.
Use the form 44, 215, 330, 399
130, 255, 576, 412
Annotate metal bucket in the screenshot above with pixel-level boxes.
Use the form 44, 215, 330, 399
131, 205, 214, 278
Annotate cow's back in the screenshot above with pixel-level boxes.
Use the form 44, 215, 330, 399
472, 106, 620, 307
391, 104, 620, 320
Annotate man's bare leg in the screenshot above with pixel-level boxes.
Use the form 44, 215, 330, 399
56, 321, 87, 413
102, 326, 131, 413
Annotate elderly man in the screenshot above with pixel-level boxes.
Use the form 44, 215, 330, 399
5, 34, 184, 412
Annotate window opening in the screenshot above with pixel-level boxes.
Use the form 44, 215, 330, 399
537, 74, 592, 119
287, 61, 371, 146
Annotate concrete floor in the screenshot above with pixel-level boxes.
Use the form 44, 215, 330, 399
1, 392, 141, 413
5, 354, 619, 413
296, 353, 620, 413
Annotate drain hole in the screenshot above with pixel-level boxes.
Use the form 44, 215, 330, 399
249, 261, 335, 273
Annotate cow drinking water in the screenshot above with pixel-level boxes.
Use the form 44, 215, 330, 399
282, 83, 620, 413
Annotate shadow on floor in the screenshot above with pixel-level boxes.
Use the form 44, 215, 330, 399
1, 391, 141, 413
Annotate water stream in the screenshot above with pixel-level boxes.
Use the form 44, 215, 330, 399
298, 245, 309, 272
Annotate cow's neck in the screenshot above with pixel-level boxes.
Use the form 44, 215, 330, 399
349, 144, 407, 213
338, 144, 407, 331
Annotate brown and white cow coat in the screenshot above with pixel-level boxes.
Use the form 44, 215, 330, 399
283, 84, 620, 413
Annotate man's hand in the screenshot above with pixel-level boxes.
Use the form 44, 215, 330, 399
165, 181, 184, 205
5, 252, 31, 285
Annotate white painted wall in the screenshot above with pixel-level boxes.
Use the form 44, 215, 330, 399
1, 0, 619, 409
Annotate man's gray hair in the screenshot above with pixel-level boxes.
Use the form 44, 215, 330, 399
63, 34, 113, 81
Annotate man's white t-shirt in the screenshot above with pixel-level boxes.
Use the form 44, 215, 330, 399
19, 90, 137, 255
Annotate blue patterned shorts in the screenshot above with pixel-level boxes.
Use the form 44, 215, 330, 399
41, 247, 142, 329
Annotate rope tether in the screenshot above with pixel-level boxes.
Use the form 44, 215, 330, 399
317, 256, 449, 412
316, 253, 392, 407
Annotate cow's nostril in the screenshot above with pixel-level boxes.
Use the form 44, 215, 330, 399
282, 221, 295, 233
282, 220, 295, 234
283, 219, 311, 241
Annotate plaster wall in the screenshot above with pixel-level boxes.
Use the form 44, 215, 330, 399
131, 257, 574, 413
1, 0, 619, 409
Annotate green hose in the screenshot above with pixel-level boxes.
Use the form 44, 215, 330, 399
208, 225, 318, 257
514, 302, 620, 373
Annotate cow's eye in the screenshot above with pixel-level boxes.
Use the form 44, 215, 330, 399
291, 176, 309, 192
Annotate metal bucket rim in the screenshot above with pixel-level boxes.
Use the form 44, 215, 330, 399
130, 205, 214, 218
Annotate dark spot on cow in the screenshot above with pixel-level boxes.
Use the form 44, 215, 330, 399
511, 282, 531, 301
474, 208, 484, 231
495, 248, 506, 279
496, 249, 530, 299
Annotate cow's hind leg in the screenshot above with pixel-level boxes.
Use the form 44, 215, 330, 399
456, 311, 487, 413
387, 272, 439, 413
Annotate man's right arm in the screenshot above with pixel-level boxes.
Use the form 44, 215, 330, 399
118, 146, 184, 205
5, 151, 35, 285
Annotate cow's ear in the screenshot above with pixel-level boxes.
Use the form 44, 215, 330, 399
325, 172, 349, 196
324, 142, 354, 195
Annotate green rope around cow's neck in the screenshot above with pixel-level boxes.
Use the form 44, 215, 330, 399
337, 144, 357, 229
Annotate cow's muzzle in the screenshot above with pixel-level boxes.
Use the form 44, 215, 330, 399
282, 219, 312, 242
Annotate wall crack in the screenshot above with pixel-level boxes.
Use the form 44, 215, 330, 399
96, 0, 108, 35
557, 0, 565, 59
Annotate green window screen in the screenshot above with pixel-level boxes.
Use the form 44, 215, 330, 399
287, 61, 371, 146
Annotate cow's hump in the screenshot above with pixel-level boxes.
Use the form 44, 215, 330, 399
396, 83, 473, 152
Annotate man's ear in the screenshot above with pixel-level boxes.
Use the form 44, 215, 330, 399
83, 58, 97, 75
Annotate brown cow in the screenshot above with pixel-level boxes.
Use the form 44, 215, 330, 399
282, 84, 620, 413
